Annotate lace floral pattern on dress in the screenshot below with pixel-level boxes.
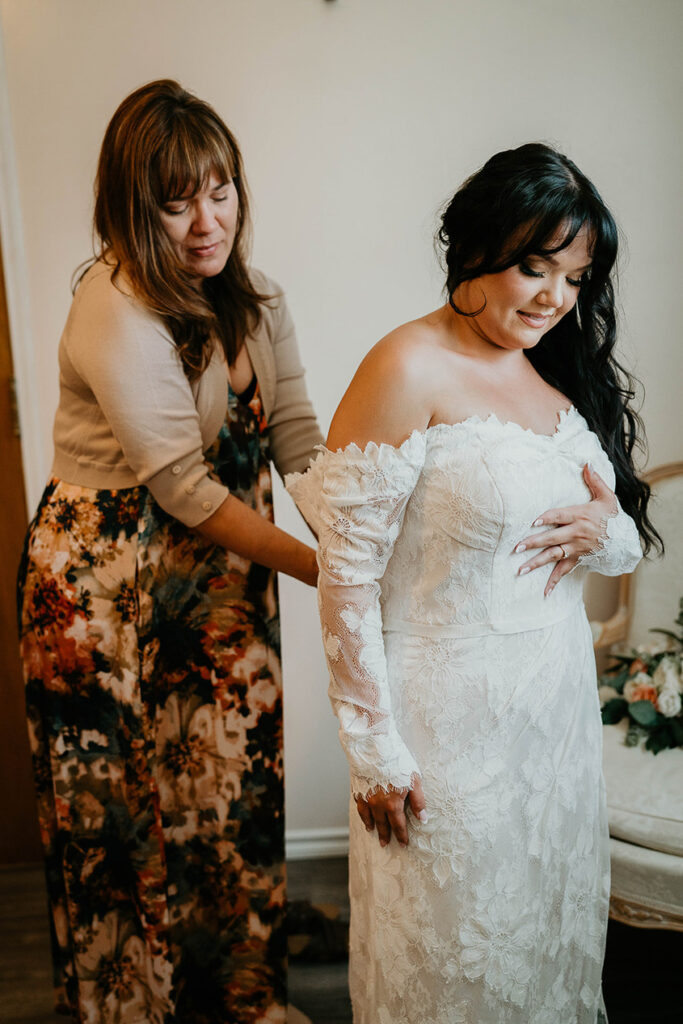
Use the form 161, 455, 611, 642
290, 434, 427, 798
576, 500, 642, 576
286, 409, 639, 1023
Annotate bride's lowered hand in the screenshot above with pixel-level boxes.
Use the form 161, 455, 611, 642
514, 463, 618, 597
354, 778, 427, 849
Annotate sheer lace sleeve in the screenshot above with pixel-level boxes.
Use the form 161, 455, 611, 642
576, 499, 643, 576
286, 432, 426, 800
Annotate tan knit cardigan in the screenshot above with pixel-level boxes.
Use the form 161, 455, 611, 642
52, 262, 322, 526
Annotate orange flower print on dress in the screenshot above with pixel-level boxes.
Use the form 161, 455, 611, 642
18, 383, 286, 1023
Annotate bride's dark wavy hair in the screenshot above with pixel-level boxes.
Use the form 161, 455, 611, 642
438, 142, 661, 555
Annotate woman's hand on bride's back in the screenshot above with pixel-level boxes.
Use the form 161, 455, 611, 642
354, 778, 427, 848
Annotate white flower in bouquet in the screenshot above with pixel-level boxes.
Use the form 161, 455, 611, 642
635, 638, 675, 656
623, 672, 654, 703
652, 656, 682, 695
657, 687, 682, 718
598, 685, 620, 707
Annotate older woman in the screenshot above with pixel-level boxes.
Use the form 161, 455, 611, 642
288, 143, 661, 1023
18, 80, 320, 1023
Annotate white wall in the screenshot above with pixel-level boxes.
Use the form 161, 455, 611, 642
2, 0, 681, 845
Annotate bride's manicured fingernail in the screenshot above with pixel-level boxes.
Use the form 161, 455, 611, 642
533, 518, 543, 527
519, 567, 530, 576
418, 810, 428, 824
515, 544, 526, 553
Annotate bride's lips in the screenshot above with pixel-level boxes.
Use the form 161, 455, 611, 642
517, 310, 551, 328
188, 242, 220, 258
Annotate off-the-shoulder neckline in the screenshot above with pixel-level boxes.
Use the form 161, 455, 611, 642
319, 405, 581, 458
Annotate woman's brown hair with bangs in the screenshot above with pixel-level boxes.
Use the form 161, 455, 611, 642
91, 78, 269, 377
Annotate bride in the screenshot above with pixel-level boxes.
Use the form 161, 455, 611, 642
287, 143, 660, 1023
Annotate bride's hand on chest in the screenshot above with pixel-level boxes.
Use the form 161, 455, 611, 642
513, 463, 618, 596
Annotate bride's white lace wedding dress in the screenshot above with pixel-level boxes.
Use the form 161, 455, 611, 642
286, 407, 642, 1024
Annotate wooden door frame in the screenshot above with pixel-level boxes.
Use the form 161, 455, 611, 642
0, 19, 46, 512
0, 20, 44, 863
0, 227, 42, 864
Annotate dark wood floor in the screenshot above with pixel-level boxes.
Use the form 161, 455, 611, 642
602, 917, 683, 1023
0, 859, 352, 1024
0, 862, 60, 1024
1, 857, 681, 1023
288, 858, 351, 1024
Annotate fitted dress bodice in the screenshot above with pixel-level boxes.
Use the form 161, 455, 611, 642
382, 408, 601, 639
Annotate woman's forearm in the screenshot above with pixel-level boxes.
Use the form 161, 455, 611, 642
194, 493, 318, 586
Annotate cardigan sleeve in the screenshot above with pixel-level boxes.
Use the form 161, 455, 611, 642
248, 270, 323, 479
59, 267, 230, 527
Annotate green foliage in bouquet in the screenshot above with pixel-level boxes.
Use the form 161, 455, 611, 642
599, 597, 683, 754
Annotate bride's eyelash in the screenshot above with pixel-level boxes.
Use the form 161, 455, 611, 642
519, 261, 584, 288
519, 261, 543, 279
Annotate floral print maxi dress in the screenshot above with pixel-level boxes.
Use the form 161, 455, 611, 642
17, 381, 286, 1024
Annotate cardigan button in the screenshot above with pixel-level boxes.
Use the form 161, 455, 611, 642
202, 501, 213, 512
171, 464, 182, 475
186, 484, 196, 495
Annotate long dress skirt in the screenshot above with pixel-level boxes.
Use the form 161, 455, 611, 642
17, 383, 286, 1024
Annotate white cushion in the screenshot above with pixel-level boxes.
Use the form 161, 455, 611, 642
609, 837, 683, 926
602, 720, 683, 856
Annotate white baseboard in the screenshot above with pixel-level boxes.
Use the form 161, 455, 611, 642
286, 826, 349, 861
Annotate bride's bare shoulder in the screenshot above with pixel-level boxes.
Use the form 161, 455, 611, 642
326, 312, 446, 451
357, 311, 448, 385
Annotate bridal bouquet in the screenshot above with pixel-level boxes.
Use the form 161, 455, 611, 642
599, 597, 683, 753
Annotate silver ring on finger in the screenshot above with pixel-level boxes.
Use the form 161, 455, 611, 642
558, 544, 567, 560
